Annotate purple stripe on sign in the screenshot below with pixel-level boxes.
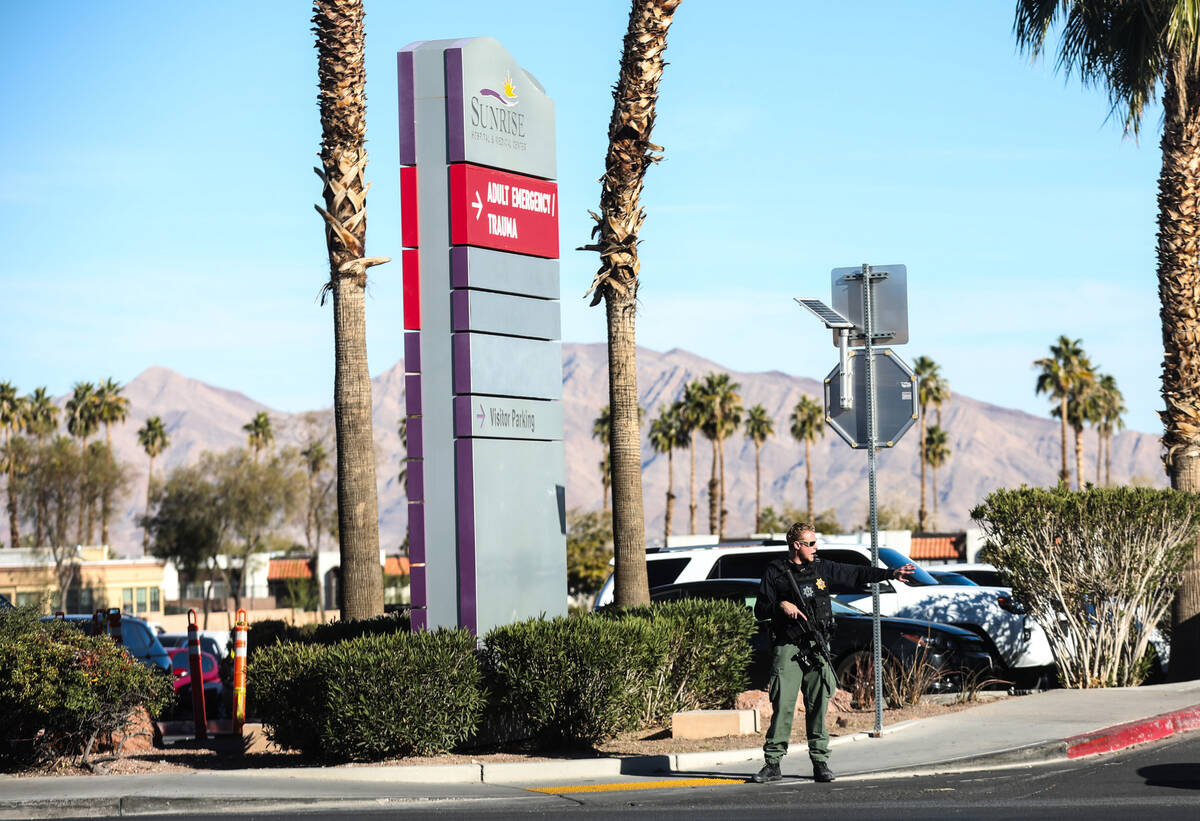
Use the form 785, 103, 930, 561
397, 51, 416, 166
408, 502, 425, 564
451, 290, 470, 332
453, 396, 472, 437
455, 439, 477, 634
452, 334, 472, 394
404, 331, 421, 373
410, 607, 427, 633
406, 416, 423, 459
450, 245, 469, 288
405, 374, 422, 415
406, 458, 424, 502
410, 565, 427, 610
445, 48, 464, 162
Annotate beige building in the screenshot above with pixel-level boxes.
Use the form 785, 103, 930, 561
0, 546, 167, 618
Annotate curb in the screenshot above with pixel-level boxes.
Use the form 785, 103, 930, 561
1064, 704, 1200, 759
849, 702, 1200, 779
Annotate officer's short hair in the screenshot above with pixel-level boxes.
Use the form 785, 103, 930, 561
787, 521, 816, 545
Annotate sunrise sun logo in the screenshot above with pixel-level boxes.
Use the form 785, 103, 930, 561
480, 71, 519, 107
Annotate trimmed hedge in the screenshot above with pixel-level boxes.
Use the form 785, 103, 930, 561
482, 599, 755, 747
246, 611, 411, 660
0, 607, 172, 769
250, 628, 483, 761
482, 615, 662, 748
600, 598, 756, 723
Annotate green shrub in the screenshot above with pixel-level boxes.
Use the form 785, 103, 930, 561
481, 615, 664, 748
249, 628, 482, 762
600, 598, 755, 723
0, 607, 172, 769
246, 612, 411, 661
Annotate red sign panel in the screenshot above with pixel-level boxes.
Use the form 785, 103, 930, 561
449, 164, 559, 259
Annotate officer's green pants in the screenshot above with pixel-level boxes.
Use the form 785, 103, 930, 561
762, 641, 836, 765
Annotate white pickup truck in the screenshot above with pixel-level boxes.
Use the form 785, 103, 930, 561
595, 539, 1053, 674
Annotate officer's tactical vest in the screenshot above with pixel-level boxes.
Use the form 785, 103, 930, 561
786, 562, 834, 633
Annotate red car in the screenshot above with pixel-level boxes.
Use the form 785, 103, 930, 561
167, 648, 224, 717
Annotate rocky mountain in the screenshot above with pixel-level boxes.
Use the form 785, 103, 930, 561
70, 345, 1167, 556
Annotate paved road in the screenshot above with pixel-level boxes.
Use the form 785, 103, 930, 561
75, 732, 1200, 820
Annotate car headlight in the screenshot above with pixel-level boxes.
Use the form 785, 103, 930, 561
900, 631, 952, 653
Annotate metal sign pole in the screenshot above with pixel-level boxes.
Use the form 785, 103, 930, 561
860, 263, 884, 737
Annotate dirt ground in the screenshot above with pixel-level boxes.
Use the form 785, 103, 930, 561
16, 690, 988, 777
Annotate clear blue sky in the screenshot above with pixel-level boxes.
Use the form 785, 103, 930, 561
0, 1, 1165, 435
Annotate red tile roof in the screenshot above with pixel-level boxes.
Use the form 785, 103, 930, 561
909, 534, 964, 561
268, 558, 313, 580
268, 555, 410, 580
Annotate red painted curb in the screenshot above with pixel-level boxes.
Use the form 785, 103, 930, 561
1065, 704, 1200, 759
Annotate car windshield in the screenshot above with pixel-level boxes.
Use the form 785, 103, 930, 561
933, 572, 978, 586
877, 548, 939, 586
831, 599, 867, 616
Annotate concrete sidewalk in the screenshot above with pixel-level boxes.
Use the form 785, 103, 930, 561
1, 681, 1198, 818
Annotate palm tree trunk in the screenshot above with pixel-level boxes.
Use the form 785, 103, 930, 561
315, 0, 385, 621
607, 293, 649, 606
753, 441, 761, 533
1073, 427, 1084, 491
707, 439, 718, 535
1058, 395, 1070, 486
331, 275, 384, 620
931, 464, 938, 530
1159, 73, 1200, 680
1150, 78, 1198, 679
1104, 432, 1112, 487
804, 438, 814, 521
664, 449, 674, 543
917, 413, 928, 531
688, 431, 696, 533
717, 437, 727, 539
1095, 430, 1102, 486
143, 454, 154, 551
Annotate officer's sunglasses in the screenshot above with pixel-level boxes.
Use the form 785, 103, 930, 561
796, 540, 818, 547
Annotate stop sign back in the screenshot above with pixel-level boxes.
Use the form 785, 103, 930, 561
823, 349, 918, 449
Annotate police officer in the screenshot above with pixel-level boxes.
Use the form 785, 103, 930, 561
751, 521, 914, 783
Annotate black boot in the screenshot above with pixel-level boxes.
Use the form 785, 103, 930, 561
751, 763, 782, 783
812, 761, 835, 782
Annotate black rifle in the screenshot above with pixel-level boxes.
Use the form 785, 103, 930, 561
782, 565, 834, 668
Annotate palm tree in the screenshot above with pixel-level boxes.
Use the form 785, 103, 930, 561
922, 425, 951, 531
313, 0, 389, 620
914, 357, 950, 531
592, 405, 612, 510
25, 387, 60, 546
1013, 3, 1200, 675
743, 404, 774, 533
1049, 352, 1097, 491
95, 378, 130, 545
697, 373, 742, 538
680, 380, 705, 533
243, 412, 274, 461
137, 416, 169, 551
302, 438, 332, 622
789, 395, 825, 523
25, 388, 59, 441
65, 382, 99, 544
0, 382, 27, 548
578, 0, 682, 608
1095, 374, 1126, 486
1034, 336, 1090, 487
95, 378, 129, 449
649, 401, 686, 543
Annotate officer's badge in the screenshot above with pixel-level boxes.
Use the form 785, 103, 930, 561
816, 578, 826, 590
802, 585, 815, 597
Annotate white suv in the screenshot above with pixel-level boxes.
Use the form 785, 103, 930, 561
595, 539, 1053, 674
